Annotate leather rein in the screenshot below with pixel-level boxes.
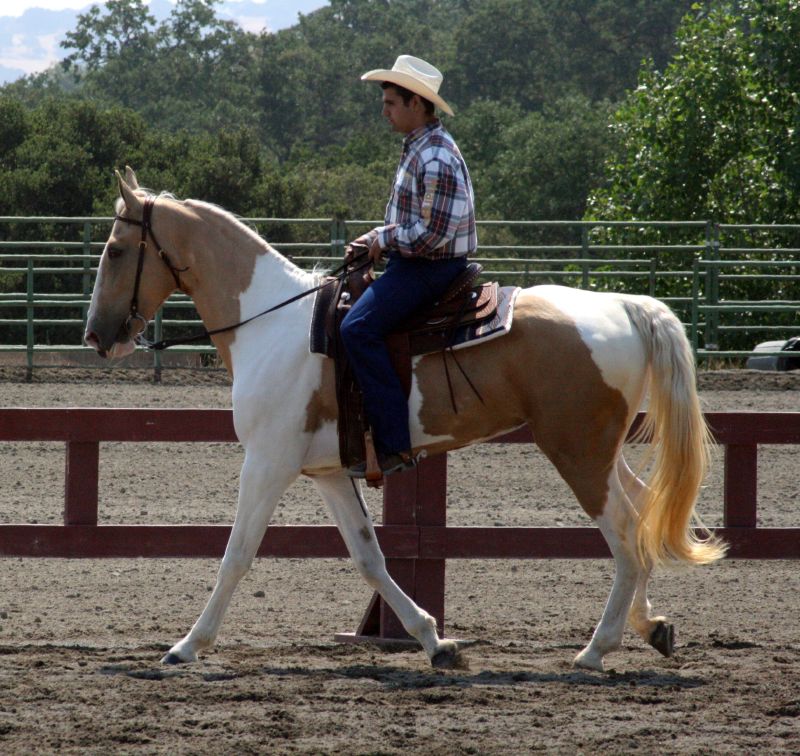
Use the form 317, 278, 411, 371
113, 196, 368, 351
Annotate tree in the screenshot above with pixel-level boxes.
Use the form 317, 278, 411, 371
448, 0, 694, 109
0, 98, 147, 217
61, 0, 157, 73
61, 0, 258, 133
587, 1, 800, 223
457, 95, 615, 221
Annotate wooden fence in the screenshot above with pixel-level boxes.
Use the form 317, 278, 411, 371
0, 408, 798, 640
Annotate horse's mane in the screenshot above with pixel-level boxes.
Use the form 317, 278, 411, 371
115, 190, 323, 285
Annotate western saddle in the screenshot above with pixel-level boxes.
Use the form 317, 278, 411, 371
310, 249, 499, 486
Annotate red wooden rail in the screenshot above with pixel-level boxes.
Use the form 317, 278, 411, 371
0, 408, 798, 641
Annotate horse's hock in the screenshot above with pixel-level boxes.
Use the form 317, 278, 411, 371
0, 406, 798, 642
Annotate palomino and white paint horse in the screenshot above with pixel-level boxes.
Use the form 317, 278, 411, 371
84, 168, 725, 672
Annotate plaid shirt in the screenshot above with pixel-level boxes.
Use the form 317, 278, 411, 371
374, 120, 477, 259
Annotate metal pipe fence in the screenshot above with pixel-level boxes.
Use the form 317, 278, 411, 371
0, 216, 798, 377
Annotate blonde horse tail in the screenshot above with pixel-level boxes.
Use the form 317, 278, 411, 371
623, 297, 728, 568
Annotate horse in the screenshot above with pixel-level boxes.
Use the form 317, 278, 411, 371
84, 167, 726, 672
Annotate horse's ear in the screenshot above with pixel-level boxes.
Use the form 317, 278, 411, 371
124, 166, 139, 189
116, 169, 142, 215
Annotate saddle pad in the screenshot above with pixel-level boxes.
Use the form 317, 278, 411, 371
441, 285, 520, 352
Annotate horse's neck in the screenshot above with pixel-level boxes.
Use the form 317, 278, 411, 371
178, 204, 315, 373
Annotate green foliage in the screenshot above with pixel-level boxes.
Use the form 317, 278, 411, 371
476, 95, 617, 221
0, 0, 700, 222
588, 0, 800, 224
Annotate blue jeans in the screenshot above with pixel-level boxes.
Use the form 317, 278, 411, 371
340, 253, 468, 456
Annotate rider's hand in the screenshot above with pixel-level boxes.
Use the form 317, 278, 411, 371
368, 236, 384, 265
345, 236, 370, 263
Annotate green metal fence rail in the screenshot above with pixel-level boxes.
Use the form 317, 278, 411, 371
1, 217, 798, 378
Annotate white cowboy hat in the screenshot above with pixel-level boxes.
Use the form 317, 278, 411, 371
361, 55, 454, 117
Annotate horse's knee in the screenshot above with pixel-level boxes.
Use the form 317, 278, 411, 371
354, 552, 387, 589
219, 552, 252, 582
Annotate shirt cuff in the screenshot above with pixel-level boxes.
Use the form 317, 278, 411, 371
375, 224, 397, 250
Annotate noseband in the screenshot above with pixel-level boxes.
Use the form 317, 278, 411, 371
113, 196, 188, 337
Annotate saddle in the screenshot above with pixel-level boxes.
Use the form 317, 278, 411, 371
310, 254, 500, 482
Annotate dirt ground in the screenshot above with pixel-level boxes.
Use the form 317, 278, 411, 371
0, 368, 798, 754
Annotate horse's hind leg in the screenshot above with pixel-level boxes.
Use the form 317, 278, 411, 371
312, 472, 465, 669
617, 457, 675, 658
572, 467, 642, 672
163, 451, 296, 664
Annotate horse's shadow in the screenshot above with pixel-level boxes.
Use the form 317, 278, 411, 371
257, 662, 705, 691
93, 643, 706, 690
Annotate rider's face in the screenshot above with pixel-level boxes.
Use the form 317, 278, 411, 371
381, 88, 425, 134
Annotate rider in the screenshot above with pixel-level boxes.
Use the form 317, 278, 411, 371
341, 55, 477, 478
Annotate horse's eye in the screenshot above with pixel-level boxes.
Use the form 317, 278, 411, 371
107, 247, 124, 260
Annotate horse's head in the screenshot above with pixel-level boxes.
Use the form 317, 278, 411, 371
85, 168, 184, 358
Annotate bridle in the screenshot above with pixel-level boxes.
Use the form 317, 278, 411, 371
114, 195, 189, 339
111, 194, 371, 351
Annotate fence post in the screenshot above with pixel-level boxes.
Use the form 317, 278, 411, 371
82, 222, 92, 328
26, 258, 34, 381
704, 221, 720, 351
723, 443, 758, 528
648, 258, 656, 297
330, 218, 346, 258
64, 441, 99, 525
153, 309, 163, 382
690, 257, 700, 360
580, 226, 590, 289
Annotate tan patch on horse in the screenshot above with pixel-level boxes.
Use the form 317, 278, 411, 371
304, 357, 338, 432
174, 201, 266, 377
415, 290, 630, 519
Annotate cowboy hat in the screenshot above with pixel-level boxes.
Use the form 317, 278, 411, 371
361, 55, 454, 117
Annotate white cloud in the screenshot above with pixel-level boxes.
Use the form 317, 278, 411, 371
0, 1, 327, 83
1, 2, 94, 17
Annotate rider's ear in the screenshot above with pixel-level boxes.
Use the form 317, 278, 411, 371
124, 165, 139, 189
116, 169, 142, 215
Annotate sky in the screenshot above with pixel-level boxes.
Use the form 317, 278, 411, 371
0, 0, 328, 82
2, 0, 314, 16
3, 1, 91, 14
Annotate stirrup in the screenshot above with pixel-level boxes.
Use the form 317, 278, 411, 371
345, 451, 416, 479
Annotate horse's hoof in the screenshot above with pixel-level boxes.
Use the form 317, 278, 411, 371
431, 642, 468, 670
649, 621, 675, 657
573, 649, 604, 672
161, 652, 187, 665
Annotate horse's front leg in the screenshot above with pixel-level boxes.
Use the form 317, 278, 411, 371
312, 472, 465, 669
162, 451, 296, 664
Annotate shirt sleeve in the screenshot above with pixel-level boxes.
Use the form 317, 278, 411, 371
376, 158, 467, 258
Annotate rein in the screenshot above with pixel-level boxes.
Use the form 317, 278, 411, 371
113, 197, 369, 351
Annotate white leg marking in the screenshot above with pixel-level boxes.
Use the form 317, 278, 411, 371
617, 457, 669, 642
574, 469, 641, 672
164, 452, 297, 663
312, 473, 458, 664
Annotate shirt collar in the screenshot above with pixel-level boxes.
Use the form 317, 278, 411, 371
402, 118, 441, 151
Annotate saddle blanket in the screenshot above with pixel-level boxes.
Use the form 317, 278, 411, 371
441, 284, 520, 352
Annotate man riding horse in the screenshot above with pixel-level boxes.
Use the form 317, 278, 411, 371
341, 55, 477, 479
